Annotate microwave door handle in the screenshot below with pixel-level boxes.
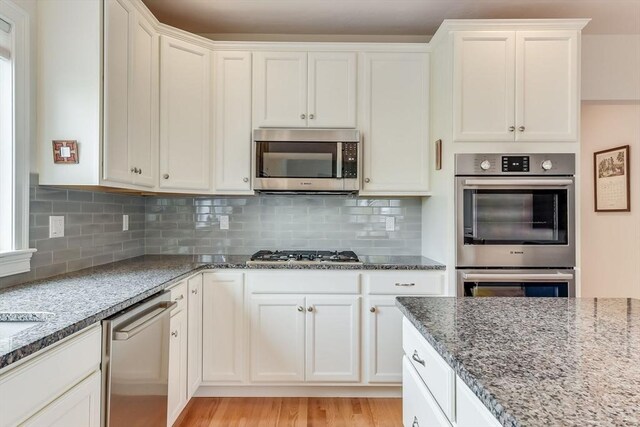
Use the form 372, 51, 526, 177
463, 179, 573, 187
336, 142, 343, 178
462, 273, 574, 281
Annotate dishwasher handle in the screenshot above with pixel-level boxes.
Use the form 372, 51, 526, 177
113, 301, 177, 341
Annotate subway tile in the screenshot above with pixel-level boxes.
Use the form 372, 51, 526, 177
30, 200, 52, 213
52, 201, 82, 213
67, 257, 94, 272
36, 188, 68, 201
67, 190, 94, 202
52, 248, 82, 263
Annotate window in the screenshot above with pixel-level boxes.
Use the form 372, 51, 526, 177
0, 1, 33, 278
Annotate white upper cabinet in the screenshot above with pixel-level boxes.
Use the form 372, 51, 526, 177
253, 51, 357, 128
361, 52, 430, 195
307, 52, 357, 128
103, 0, 158, 188
213, 51, 253, 193
453, 30, 579, 142
159, 36, 211, 191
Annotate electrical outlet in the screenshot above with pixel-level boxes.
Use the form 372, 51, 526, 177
219, 215, 229, 230
385, 217, 395, 231
49, 216, 65, 238
122, 215, 129, 231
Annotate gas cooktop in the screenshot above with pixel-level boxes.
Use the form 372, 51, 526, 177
247, 250, 362, 265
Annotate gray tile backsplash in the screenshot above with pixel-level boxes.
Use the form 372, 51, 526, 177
145, 195, 422, 256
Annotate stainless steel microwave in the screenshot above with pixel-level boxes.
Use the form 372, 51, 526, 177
253, 129, 360, 193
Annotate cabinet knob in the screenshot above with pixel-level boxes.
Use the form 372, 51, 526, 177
508, 126, 515, 132
518, 126, 525, 132
297, 306, 304, 312
171, 330, 178, 338
370, 307, 376, 313
300, 113, 306, 119
243, 177, 249, 183
307, 306, 314, 312
163, 174, 170, 179
191, 288, 198, 295
364, 178, 370, 183
309, 114, 315, 119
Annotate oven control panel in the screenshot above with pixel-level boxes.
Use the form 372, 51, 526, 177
502, 156, 530, 172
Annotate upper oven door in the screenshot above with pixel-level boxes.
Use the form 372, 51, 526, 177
456, 176, 575, 268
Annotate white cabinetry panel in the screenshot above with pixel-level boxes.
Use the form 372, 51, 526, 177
167, 310, 188, 426
187, 274, 203, 398
402, 357, 452, 427
365, 295, 404, 383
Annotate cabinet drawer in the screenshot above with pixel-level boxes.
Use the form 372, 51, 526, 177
169, 280, 188, 313
402, 318, 455, 421
248, 272, 360, 294
403, 357, 452, 427
365, 272, 444, 295
0, 325, 101, 427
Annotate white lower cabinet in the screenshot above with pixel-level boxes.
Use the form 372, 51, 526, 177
168, 308, 188, 426
365, 295, 404, 383
402, 357, 452, 427
456, 376, 502, 427
187, 274, 203, 398
22, 371, 101, 427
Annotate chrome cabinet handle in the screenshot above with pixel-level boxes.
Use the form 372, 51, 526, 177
364, 178, 370, 183
130, 167, 137, 173
191, 289, 198, 295
518, 126, 525, 132
412, 416, 419, 427
174, 294, 184, 301
163, 173, 169, 179
297, 306, 304, 312
309, 113, 315, 119
300, 113, 306, 119
412, 350, 425, 366
307, 306, 313, 312
243, 177, 249, 183
508, 126, 515, 132
370, 307, 376, 313
395, 282, 415, 287
138, 168, 142, 174
171, 330, 178, 338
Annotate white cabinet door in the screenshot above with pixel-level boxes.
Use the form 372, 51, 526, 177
365, 295, 404, 383
402, 357, 452, 427
361, 52, 430, 195
250, 295, 306, 382
515, 31, 579, 142
160, 36, 211, 191
167, 310, 188, 426
456, 376, 501, 427
103, 0, 133, 184
307, 52, 357, 128
213, 51, 252, 192
253, 51, 307, 128
305, 296, 360, 382
202, 272, 245, 383
22, 370, 101, 427
453, 31, 516, 142
187, 274, 203, 398
129, 13, 158, 188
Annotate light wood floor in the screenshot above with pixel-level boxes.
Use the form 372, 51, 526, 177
174, 397, 402, 427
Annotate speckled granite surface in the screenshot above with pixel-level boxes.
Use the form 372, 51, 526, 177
0, 254, 443, 370
396, 297, 640, 427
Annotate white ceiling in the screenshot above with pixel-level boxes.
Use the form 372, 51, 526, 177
141, 0, 640, 40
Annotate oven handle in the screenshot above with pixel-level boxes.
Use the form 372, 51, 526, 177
462, 273, 574, 281
463, 179, 573, 187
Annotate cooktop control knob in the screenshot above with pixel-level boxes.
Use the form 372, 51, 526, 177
541, 160, 553, 171
480, 160, 491, 171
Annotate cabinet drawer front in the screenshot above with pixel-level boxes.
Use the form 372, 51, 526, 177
365, 272, 444, 295
248, 272, 360, 294
0, 325, 101, 426
402, 357, 452, 427
169, 280, 188, 313
402, 318, 455, 421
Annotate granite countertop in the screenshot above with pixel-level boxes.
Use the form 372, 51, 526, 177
0, 254, 444, 370
396, 297, 640, 427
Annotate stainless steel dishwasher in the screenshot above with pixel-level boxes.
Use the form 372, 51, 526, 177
102, 291, 176, 427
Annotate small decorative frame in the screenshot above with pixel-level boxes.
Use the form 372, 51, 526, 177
435, 139, 442, 171
52, 140, 79, 164
594, 145, 630, 212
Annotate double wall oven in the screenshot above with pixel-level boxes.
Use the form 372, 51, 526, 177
455, 153, 576, 297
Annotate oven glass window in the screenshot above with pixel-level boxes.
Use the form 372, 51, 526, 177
463, 282, 569, 297
463, 189, 568, 245
256, 142, 337, 178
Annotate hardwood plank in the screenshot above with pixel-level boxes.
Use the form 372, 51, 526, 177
174, 397, 402, 427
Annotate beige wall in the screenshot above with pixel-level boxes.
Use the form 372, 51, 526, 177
580, 102, 640, 298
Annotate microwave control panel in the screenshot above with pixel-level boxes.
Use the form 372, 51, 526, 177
342, 143, 358, 178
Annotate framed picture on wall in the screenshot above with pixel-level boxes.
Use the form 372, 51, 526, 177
594, 145, 631, 212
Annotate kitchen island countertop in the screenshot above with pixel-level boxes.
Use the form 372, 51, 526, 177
396, 296, 640, 427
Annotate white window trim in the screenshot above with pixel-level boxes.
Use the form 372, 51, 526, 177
0, 0, 34, 278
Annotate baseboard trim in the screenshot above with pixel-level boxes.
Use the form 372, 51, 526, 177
194, 385, 402, 398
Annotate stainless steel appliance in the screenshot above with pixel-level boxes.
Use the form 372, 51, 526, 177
247, 250, 362, 266
457, 269, 576, 297
102, 292, 176, 427
456, 153, 575, 268
254, 129, 359, 193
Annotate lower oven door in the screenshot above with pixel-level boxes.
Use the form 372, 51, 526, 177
457, 269, 576, 297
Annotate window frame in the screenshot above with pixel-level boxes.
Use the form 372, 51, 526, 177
0, 0, 34, 278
